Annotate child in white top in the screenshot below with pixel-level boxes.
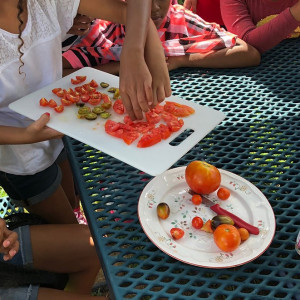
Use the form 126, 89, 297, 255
0, 0, 171, 224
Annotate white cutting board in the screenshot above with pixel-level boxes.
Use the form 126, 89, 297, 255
9, 67, 225, 176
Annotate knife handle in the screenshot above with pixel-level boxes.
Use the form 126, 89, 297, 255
211, 204, 260, 235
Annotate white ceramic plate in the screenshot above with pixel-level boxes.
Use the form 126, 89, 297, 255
138, 167, 276, 268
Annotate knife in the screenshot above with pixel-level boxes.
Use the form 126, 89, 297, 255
188, 190, 259, 235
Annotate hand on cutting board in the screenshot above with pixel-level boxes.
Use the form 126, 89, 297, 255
0, 113, 63, 145
25, 113, 64, 143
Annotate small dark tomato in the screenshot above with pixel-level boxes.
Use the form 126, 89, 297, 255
157, 202, 170, 220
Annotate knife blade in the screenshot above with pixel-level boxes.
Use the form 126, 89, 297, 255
188, 190, 259, 235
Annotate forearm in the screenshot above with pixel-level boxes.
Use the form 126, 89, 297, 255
0, 126, 28, 145
221, 0, 300, 53
168, 42, 260, 69
144, 20, 165, 60
78, 0, 127, 25
290, 0, 300, 21
122, 0, 152, 54
243, 8, 300, 53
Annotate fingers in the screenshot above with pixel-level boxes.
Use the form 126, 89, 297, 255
120, 83, 151, 121
33, 113, 50, 131
2, 232, 19, 261
165, 81, 172, 98
0, 223, 19, 261
121, 92, 136, 120
144, 80, 154, 107
28, 113, 63, 141
68, 14, 92, 36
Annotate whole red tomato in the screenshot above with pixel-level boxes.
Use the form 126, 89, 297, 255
213, 224, 241, 252
185, 161, 221, 194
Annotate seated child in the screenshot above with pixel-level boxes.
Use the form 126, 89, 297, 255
63, 0, 260, 75
220, 0, 300, 53
0, 216, 107, 299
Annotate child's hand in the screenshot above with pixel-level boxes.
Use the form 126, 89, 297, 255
165, 56, 183, 71
119, 52, 153, 120
68, 14, 92, 36
144, 24, 172, 108
25, 113, 64, 143
183, 0, 197, 13
145, 51, 171, 107
0, 218, 19, 261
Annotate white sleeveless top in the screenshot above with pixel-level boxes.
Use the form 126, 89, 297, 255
0, 0, 79, 175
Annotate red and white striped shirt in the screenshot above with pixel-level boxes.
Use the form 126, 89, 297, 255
63, 4, 236, 68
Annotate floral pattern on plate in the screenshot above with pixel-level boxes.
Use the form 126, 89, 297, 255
138, 167, 276, 268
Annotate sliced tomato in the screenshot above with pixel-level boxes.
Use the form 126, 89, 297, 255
145, 111, 161, 124
83, 84, 96, 93
66, 94, 80, 103
168, 119, 184, 132
48, 99, 57, 108
152, 104, 164, 114
89, 79, 99, 88
161, 112, 184, 132
122, 130, 140, 145
76, 75, 87, 83
101, 94, 112, 109
113, 99, 125, 115
105, 120, 124, 138
39, 97, 49, 107
52, 88, 62, 95
131, 121, 154, 134
164, 101, 195, 117
90, 92, 101, 99
54, 105, 64, 113
81, 94, 90, 103
56, 89, 65, 98
61, 98, 73, 106
137, 128, 162, 148
75, 86, 84, 93
158, 123, 171, 139
123, 115, 134, 125
88, 97, 101, 106
118, 122, 134, 131
71, 78, 81, 85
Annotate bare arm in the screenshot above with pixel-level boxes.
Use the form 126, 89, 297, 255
77, 0, 171, 120
220, 0, 300, 53
166, 38, 261, 70
0, 114, 63, 145
184, 0, 197, 12
119, 0, 153, 120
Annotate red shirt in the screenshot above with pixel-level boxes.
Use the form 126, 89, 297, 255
220, 0, 300, 53
197, 0, 224, 26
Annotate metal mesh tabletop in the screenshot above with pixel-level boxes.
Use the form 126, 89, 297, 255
64, 39, 300, 300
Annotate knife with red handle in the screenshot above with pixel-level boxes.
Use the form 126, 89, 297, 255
207, 200, 260, 235
188, 189, 260, 235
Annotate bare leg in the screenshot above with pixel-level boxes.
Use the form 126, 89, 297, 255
30, 224, 100, 294
59, 158, 79, 210
25, 185, 77, 224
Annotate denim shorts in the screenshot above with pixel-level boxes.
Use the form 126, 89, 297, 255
0, 150, 66, 207
0, 225, 39, 300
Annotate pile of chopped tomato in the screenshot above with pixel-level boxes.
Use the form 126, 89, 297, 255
39, 75, 195, 148
105, 102, 195, 148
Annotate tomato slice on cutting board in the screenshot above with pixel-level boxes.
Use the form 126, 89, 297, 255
113, 99, 125, 115
164, 101, 195, 117
137, 128, 162, 148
